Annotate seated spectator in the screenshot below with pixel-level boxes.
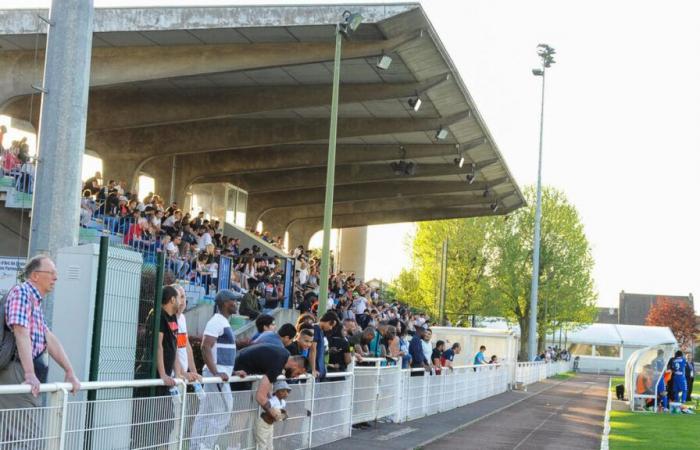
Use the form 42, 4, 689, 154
285, 328, 314, 373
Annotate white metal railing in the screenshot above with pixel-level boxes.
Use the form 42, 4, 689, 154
0, 360, 569, 449
515, 360, 571, 385
0, 373, 353, 450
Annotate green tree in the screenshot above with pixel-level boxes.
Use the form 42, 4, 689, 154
394, 215, 500, 324
487, 186, 597, 359
393, 185, 597, 359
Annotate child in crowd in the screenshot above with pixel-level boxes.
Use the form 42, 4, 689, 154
255, 380, 291, 450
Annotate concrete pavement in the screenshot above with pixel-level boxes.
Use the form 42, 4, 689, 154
314, 373, 608, 450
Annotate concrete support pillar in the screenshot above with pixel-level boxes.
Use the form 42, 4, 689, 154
287, 220, 320, 250
28, 0, 93, 325
337, 226, 367, 280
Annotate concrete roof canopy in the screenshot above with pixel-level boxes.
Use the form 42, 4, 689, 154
0, 3, 524, 240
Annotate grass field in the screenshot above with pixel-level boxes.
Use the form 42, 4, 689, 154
550, 371, 576, 381
608, 409, 698, 449
610, 376, 625, 392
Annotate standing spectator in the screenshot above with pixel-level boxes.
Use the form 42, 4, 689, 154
173, 284, 200, 382
409, 328, 430, 376
252, 314, 283, 346
154, 286, 181, 446
0, 256, 80, 444
431, 340, 445, 375
233, 344, 306, 430
191, 290, 240, 450
277, 323, 297, 348
420, 328, 433, 372
309, 311, 339, 379
441, 343, 461, 371
474, 345, 487, 365
327, 321, 352, 374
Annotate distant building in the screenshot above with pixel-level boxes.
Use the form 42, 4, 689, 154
596, 292, 694, 326
596, 307, 619, 324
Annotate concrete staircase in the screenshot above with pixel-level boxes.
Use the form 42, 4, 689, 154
0, 176, 30, 256
0, 176, 32, 209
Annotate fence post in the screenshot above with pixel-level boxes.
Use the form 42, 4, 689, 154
88, 236, 109, 390
46, 388, 69, 450
149, 252, 166, 395
177, 379, 188, 450
307, 376, 316, 448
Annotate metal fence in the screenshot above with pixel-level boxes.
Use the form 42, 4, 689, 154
351, 359, 512, 425
515, 360, 571, 385
0, 360, 569, 449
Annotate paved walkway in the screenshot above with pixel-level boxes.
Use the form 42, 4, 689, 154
315, 374, 608, 450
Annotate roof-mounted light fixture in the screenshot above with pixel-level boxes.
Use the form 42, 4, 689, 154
436, 126, 449, 141
408, 94, 422, 112
453, 144, 464, 168
490, 203, 499, 213
376, 53, 393, 70
483, 185, 491, 197
466, 163, 476, 184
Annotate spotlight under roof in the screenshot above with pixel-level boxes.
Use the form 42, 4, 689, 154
436, 127, 449, 141
376, 54, 393, 71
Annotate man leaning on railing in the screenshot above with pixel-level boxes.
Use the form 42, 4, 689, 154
0, 256, 80, 441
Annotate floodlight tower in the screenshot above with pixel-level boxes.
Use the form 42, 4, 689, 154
528, 43, 556, 361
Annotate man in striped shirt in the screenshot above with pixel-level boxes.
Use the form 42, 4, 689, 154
0, 256, 80, 442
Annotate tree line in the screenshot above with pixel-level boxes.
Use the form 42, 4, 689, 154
392, 186, 598, 360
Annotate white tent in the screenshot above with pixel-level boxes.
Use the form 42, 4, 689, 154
551, 323, 677, 374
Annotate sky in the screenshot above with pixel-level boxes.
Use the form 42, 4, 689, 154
5, 0, 700, 311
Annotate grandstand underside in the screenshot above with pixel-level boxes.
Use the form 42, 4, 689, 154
0, 3, 524, 247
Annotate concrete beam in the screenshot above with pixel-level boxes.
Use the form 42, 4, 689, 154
0, 31, 420, 105
247, 178, 508, 226
205, 159, 498, 194
286, 205, 505, 246
86, 113, 469, 160
261, 192, 509, 231
178, 141, 487, 188
4, 74, 449, 131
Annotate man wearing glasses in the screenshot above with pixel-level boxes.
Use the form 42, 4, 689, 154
0, 255, 80, 441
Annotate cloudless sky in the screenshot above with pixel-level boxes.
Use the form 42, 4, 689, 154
6, 1, 700, 312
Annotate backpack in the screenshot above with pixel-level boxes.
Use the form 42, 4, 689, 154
0, 291, 17, 369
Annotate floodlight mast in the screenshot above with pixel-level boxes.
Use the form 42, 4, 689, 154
318, 12, 363, 317
527, 43, 556, 361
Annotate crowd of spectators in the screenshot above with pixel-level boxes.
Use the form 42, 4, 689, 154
78, 172, 291, 304
0, 126, 35, 194
534, 346, 570, 363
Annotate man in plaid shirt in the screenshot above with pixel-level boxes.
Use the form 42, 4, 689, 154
0, 255, 80, 442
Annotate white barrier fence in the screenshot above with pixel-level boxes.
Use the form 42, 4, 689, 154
0, 361, 569, 449
515, 360, 572, 385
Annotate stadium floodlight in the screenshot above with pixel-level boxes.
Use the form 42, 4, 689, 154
532, 68, 544, 76
490, 203, 499, 213
340, 11, 363, 35
435, 126, 449, 140
454, 156, 465, 168
319, 10, 363, 316
483, 186, 490, 197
